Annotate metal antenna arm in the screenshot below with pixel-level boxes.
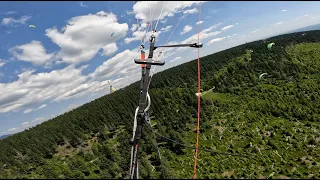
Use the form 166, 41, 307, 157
134, 58, 165, 66
155, 42, 203, 49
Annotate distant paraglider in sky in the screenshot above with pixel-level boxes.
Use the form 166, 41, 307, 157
111, 32, 117, 45
267, 42, 275, 50
108, 80, 117, 94
258, 73, 268, 81
111, 32, 116, 40
29, 24, 36, 32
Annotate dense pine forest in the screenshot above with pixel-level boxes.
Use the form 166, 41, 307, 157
1, 30, 320, 179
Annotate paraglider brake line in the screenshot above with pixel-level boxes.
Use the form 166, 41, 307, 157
129, 32, 203, 179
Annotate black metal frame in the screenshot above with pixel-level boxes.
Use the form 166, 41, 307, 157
129, 31, 202, 179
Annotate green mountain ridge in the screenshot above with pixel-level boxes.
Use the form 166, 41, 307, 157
1, 30, 320, 179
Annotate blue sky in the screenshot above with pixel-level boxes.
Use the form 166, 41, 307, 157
0, 1, 320, 135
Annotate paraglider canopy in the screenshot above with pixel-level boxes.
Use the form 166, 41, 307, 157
111, 32, 116, 39
29, 25, 36, 32
107, 80, 117, 93
110, 86, 117, 93
258, 73, 268, 81
267, 42, 275, 50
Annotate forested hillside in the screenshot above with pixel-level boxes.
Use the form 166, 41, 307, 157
1, 30, 320, 179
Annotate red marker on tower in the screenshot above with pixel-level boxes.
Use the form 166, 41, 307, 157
140, 45, 145, 68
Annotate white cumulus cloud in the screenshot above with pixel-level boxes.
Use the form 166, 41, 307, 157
9, 41, 55, 66
8, 128, 17, 132
2, 11, 17, 15
131, 23, 138, 32
173, 23, 222, 53
0, 65, 90, 113
45, 11, 128, 64
133, 1, 203, 22
208, 37, 226, 45
1, 15, 31, 26
161, 25, 172, 32
170, 56, 182, 62
183, 8, 198, 14
180, 23, 222, 45
89, 49, 140, 81
23, 108, 33, 114
127, 29, 162, 45
196, 21, 203, 25
126, 1, 203, 45
0, 59, 6, 67
181, 25, 193, 35
21, 122, 29, 126
6, 117, 47, 134
221, 24, 234, 31
24, 104, 48, 114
